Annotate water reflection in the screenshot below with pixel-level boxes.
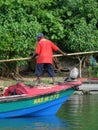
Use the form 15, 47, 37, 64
58, 95, 98, 130
0, 115, 68, 130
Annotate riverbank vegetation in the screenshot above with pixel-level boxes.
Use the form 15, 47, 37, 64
0, 0, 98, 77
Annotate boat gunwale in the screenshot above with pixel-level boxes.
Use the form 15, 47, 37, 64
0, 85, 76, 103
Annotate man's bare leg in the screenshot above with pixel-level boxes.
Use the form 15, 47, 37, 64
51, 77, 55, 84
37, 76, 41, 84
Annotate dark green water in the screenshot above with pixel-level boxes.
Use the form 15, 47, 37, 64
58, 94, 98, 130
0, 94, 98, 130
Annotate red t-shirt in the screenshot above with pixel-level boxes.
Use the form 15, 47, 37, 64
35, 38, 59, 64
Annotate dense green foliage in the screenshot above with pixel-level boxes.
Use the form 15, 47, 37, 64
0, 0, 98, 74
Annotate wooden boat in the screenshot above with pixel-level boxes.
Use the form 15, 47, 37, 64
0, 81, 81, 118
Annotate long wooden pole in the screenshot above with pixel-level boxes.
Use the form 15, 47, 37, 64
0, 57, 31, 63
0, 50, 98, 63
53, 50, 98, 57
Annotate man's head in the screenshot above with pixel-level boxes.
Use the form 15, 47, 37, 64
36, 33, 44, 40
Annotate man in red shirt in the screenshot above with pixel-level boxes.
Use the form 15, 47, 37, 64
32, 33, 67, 84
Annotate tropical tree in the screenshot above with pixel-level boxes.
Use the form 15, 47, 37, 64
0, 0, 98, 77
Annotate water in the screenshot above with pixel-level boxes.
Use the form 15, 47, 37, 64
0, 94, 98, 130
58, 94, 98, 130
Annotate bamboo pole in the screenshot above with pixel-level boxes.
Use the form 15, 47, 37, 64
0, 57, 31, 63
0, 50, 98, 63
53, 50, 98, 57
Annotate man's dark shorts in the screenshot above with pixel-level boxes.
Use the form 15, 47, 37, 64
35, 63, 55, 77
